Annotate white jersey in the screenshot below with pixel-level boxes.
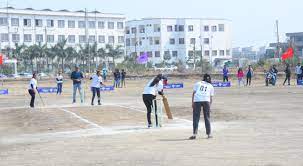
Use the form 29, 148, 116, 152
296, 66, 302, 75
193, 81, 214, 102
143, 79, 159, 95
28, 78, 38, 90
157, 79, 164, 92
56, 75, 63, 84
90, 74, 103, 88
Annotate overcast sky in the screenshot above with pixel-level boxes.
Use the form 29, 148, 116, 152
2, 0, 302, 47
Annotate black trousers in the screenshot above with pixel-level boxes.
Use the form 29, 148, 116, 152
246, 76, 252, 86
283, 75, 291, 85
193, 102, 211, 135
142, 94, 158, 125
223, 76, 228, 82
91, 87, 101, 104
28, 89, 35, 108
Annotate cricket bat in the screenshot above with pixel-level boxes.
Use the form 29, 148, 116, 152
162, 95, 173, 119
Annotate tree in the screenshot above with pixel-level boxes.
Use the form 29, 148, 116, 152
54, 40, 68, 72
163, 51, 172, 65
105, 44, 124, 68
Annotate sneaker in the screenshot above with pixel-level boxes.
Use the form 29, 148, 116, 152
148, 124, 152, 128
207, 135, 213, 139
189, 135, 196, 140
98, 102, 102, 105
91, 103, 94, 106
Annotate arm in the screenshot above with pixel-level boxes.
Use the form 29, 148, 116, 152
192, 91, 195, 109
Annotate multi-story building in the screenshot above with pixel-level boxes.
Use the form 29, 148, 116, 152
0, 7, 125, 49
286, 32, 303, 57
125, 18, 232, 66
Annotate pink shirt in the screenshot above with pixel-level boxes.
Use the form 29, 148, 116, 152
237, 71, 244, 78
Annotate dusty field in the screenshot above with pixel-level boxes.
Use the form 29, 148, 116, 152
0, 77, 303, 166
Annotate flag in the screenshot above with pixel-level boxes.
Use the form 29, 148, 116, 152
0, 54, 3, 65
281, 47, 294, 60
136, 52, 148, 64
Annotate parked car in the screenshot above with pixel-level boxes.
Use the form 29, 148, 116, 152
0, 74, 7, 78
20, 73, 32, 78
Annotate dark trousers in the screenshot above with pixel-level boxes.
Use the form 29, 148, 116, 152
193, 102, 211, 135
283, 75, 291, 85
223, 76, 228, 82
28, 89, 35, 108
120, 78, 126, 87
142, 94, 157, 125
246, 76, 252, 86
57, 83, 63, 94
91, 87, 101, 104
297, 74, 302, 83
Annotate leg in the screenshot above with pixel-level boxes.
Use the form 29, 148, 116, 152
97, 88, 101, 105
283, 77, 287, 85
202, 102, 211, 136
78, 84, 83, 103
249, 77, 251, 86
223, 76, 225, 82
288, 76, 291, 85
193, 102, 202, 135
60, 83, 63, 94
91, 87, 96, 105
73, 84, 77, 103
226, 76, 229, 82
57, 83, 59, 94
143, 95, 153, 125
153, 99, 158, 126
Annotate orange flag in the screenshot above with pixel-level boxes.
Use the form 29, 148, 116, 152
281, 47, 294, 60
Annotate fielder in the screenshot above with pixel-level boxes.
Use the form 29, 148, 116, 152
189, 74, 214, 140
90, 70, 104, 105
28, 73, 38, 108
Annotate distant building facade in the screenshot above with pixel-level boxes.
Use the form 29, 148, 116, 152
232, 46, 265, 61
286, 32, 303, 57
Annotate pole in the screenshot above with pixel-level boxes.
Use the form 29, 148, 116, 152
275, 20, 280, 59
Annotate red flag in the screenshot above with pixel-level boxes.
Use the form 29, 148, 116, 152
281, 47, 294, 60
0, 54, 3, 65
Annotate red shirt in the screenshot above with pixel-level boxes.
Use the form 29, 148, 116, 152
237, 71, 244, 78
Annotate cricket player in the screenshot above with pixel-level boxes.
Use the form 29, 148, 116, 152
190, 74, 215, 140
28, 73, 38, 108
90, 70, 104, 105
71, 66, 84, 103
142, 76, 162, 128
56, 71, 63, 95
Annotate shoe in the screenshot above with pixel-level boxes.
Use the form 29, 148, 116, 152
91, 103, 94, 106
81, 100, 83, 103
148, 124, 152, 128
207, 135, 213, 139
98, 102, 101, 105
189, 135, 196, 140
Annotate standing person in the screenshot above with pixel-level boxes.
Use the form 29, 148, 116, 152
71, 66, 84, 103
189, 74, 214, 140
120, 69, 126, 88
28, 73, 38, 108
113, 69, 120, 88
237, 68, 245, 87
295, 63, 302, 83
222, 65, 229, 82
102, 67, 107, 82
246, 65, 253, 86
283, 63, 291, 86
142, 76, 163, 128
90, 70, 104, 105
56, 71, 63, 95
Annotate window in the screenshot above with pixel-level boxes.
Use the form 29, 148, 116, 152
204, 50, 210, 56
169, 38, 175, 45
179, 38, 185, 44
36, 34, 43, 43
108, 36, 115, 44
98, 35, 105, 43
154, 24, 161, 32
154, 37, 160, 45
58, 35, 65, 42
167, 25, 173, 32
219, 24, 225, 32
212, 50, 217, 56
172, 51, 178, 57
211, 26, 217, 32
126, 38, 130, 46
188, 51, 194, 58
188, 25, 194, 32
190, 38, 196, 45
0, 17, 8, 26
79, 35, 86, 43
118, 36, 124, 43
131, 38, 137, 46
35, 19, 42, 27
204, 38, 209, 44
155, 51, 160, 57
108, 22, 114, 29
226, 49, 230, 56
47, 20, 54, 27
47, 35, 54, 43
149, 37, 153, 45
220, 50, 225, 56
24, 34, 32, 42
11, 18, 19, 26
57, 20, 65, 28
12, 34, 20, 42
68, 20, 75, 28
68, 35, 75, 43
117, 22, 124, 29
178, 25, 184, 31
88, 21, 95, 29
0, 33, 8, 42
139, 25, 145, 33
98, 21, 105, 29
88, 35, 95, 43
78, 21, 86, 28
147, 51, 152, 57
131, 27, 137, 34
125, 27, 130, 34
23, 19, 31, 27
204, 26, 209, 32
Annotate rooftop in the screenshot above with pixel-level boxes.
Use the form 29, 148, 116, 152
127, 17, 231, 22
286, 32, 303, 36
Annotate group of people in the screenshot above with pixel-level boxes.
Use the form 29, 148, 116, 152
223, 65, 253, 86
113, 69, 126, 88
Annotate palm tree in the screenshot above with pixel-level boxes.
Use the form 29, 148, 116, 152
97, 47, 106, 68
11, 43, 26, 72
23, 45, 40, 72
54, 40, 68, 72
65, 46, 77, 71
105, 44, 124, 68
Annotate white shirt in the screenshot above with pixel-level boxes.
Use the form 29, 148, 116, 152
296, 66, 302, 74
56, 75, 63, 84
28, 78, 37, 90
90, 74, 103, 88
193, 81, 214, 102
143, 79, 159, 95
157, 79, 164, 92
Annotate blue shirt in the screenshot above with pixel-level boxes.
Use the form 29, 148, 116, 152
223, 68, 229, 77
71, 71, 83, 84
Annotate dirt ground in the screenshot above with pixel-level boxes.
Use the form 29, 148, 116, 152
0, 77, 303, 166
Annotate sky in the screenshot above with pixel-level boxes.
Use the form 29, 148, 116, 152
2, 0, 303, 47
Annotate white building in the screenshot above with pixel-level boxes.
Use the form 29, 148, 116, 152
125, 18, 232, 66
0, 7, 125, 49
